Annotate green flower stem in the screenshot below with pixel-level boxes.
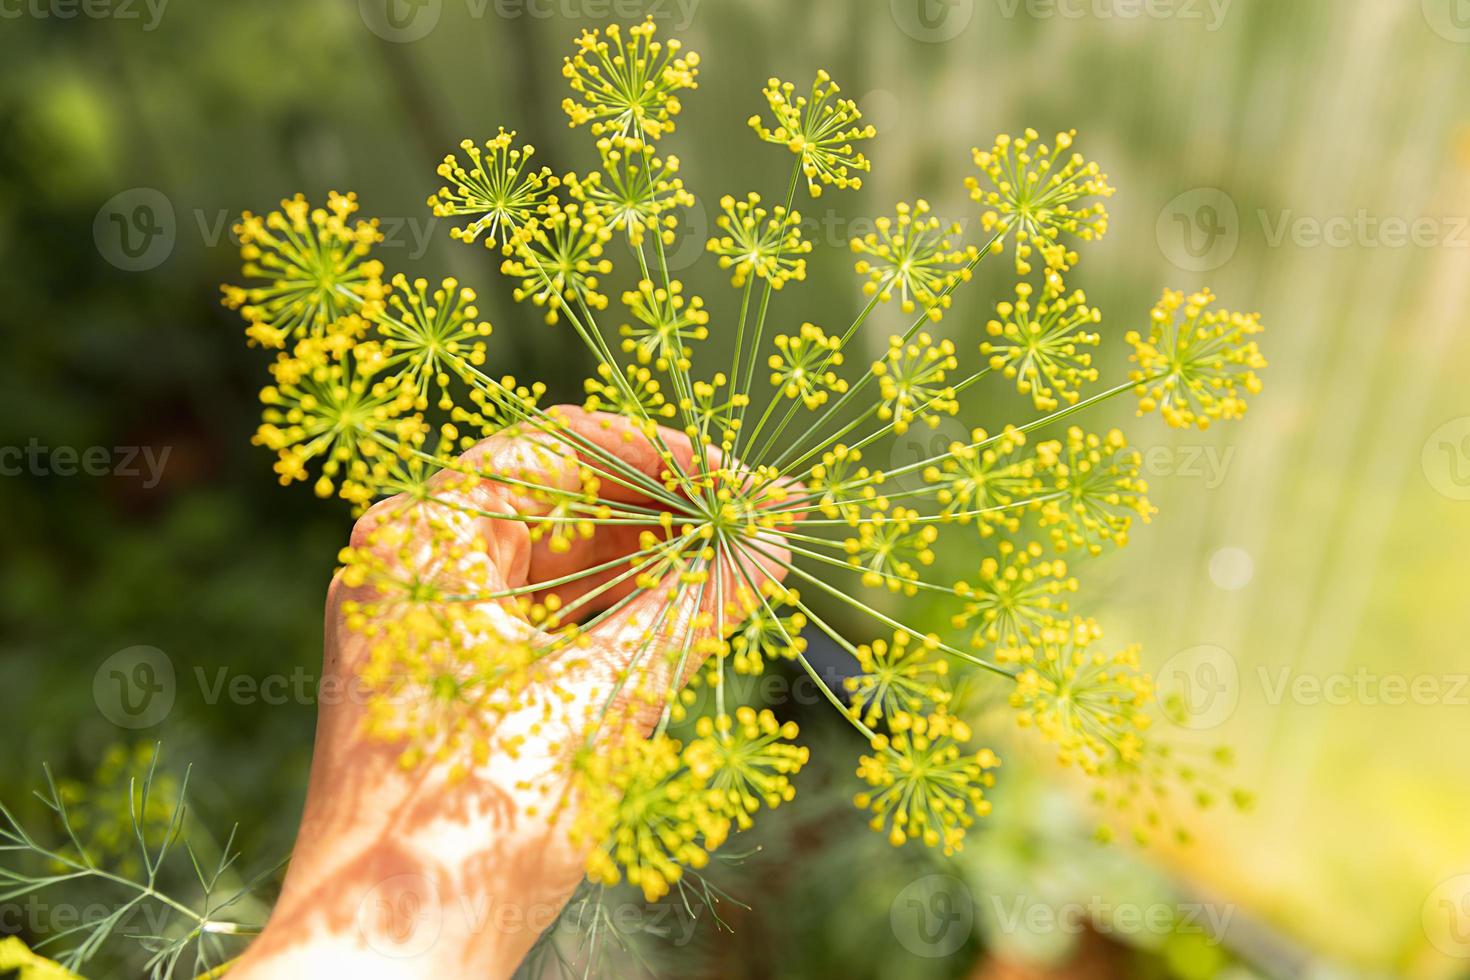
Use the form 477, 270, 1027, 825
765, 228, 1008, 472
743, 287, 886, 467
364, 430, 684, 519
456, 364, 694, 511
730, 160, 804, 460
882, 374, 1158, 486
785, 491, 1068, 526
584, 556, 708, 751
631, 241, 719, 511
774, 535, 961, 597
724, 538, 880, 745
735, 534, 1013, 679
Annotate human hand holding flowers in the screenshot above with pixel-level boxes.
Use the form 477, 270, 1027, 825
221, 15, 1267, 974
231, 407, 793, 978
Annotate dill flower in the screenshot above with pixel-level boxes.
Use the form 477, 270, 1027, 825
562, 18, 699, 141
749, 71, 876, 196
253, 319, 408, 503
705, 192, 810, 289
983, 276, 1101, 410
843, 506, 938, 595
1008, 617, 1153, 775
572, 135, 692, 246
851, 200, 977, 320
953, 540, 1077, 656
428, 130, 557, 252
925, 427, 1044, 533
726, 594, 808, 674
1127, 288, 1267, 429
1036, 427, 1155, 554
769, 322, 848, 409
844, 631, 949, 726
573, 733, 718, 903
221, 191, 384, 348
617, 278, 708, 372
855, 712, 1000, 853
685, 708, 808, 829
965, 129, 1113, 274
360, 611, 540, 776
873, 333, 959, 434
809, 445, 884, 522
368, 274, 491, 411
501, 197, 613, 324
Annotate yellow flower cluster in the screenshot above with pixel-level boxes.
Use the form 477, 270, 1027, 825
705, 192, 810, 289
965, 129, 1114, 274
856, 711, 1000, 854
428, 130, 556, 252
1127, 288, 1267, 429
575, 714, 807, 902
769, 322, 847, 409
221, 191, 383, 348
850, 200, 978, 320
224, 16, 1268, 908
749, 71, 875, 196
983, 276, 1102, 410
561, 19, 699, 141
873, 333, 960, 434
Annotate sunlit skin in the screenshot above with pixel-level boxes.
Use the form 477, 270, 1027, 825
232, 410, 791, 978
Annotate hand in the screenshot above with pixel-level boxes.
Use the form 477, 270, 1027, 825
230, 408, 790, 979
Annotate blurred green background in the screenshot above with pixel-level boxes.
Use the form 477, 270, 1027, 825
3, 0, 1470, 977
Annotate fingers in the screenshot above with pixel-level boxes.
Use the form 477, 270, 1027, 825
568, 528, 794, 734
